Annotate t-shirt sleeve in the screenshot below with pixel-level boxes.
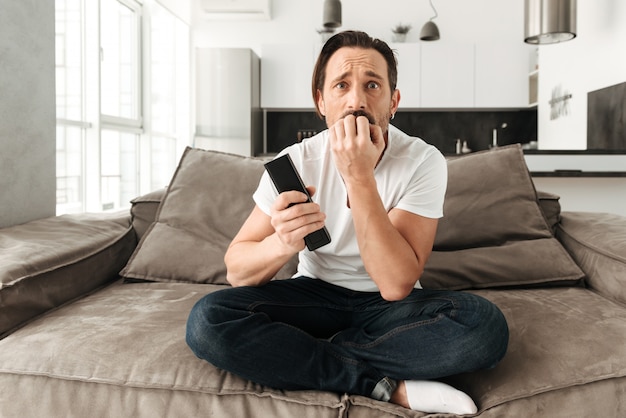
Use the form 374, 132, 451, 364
252, 170, 278, 216
252, 148, 296, 216
395, 149, 448, 219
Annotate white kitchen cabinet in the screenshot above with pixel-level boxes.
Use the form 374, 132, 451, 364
260, 41, 530, 110
475, 42, 530, 108
420, 42, 475, 108
261, 44, 317, 109
392, 43, 421, 108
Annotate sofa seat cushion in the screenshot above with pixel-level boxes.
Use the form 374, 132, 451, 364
1, 283, 624, 417
444, 287, 626, 414
0, 281, 345, 418
345, 287, 626, 416
0, 212, 135, 338
557, 211, 626, 306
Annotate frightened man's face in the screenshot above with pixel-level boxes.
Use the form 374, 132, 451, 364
316, 47, 400, 136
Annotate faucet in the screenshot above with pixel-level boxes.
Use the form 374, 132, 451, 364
491, 123, 508, 148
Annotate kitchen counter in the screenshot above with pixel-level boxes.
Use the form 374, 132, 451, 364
523, 151, 626, 177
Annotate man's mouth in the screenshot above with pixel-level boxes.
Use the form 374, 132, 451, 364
342, 110, 376, 125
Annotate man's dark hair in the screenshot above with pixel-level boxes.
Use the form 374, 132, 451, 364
311, 30, 398, 119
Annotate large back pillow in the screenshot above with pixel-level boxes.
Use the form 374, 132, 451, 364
121, 145, 584, 290
121, 147, 297, 284
420, 145, 585, 289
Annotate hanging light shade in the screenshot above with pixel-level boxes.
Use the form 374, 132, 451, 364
420, 21, 440, 41
525, 0, 577, 44
420, 0, 440, 41
323, 0, 342, 29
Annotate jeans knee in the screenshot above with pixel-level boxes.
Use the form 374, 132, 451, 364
450, 293, 509, 371
186, 294, 225, 354
185, 297, 209, 357
185, 290, 248, 366
477, 296, 509, 367
493, 311, 509, 362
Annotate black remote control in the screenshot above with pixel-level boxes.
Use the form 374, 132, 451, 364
264, 154, 331, 251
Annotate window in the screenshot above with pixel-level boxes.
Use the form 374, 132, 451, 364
55, 0, 86, 213
100, 129, 139, 210
55, 0, 190, 214
56, 125, 84, 212
100, 0, 141, 123
99, 0, 142, 210
148, 2, 190, 191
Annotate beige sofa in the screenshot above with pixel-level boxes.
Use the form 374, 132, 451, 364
1, 145, 625, 417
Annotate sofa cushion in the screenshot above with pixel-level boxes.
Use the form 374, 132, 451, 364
444, 287, 626, 415
130, 188, 563, 244
130, 187, 166, 241
557, 211, 626, 306
121, 148, 299, 285
0, 283, 623, 417
536, 190, 561, 234
123, 145, 583, 290
346, 287, 626, 416
420, 145, 585, 290
0, 212, 135, 338
0, 282, 346, 418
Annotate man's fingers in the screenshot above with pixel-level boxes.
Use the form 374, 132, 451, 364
273, 190, 308, 210
342, 114, 357, 139
355, 116, 372, 142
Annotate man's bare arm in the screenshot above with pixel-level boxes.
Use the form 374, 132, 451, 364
330, 115, 439, 300
224, 189, 325, 287
346, 179, 438, 301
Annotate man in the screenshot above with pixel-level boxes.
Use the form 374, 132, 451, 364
186, 31, 508, 414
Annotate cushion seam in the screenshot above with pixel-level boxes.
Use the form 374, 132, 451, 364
0, 369, 347, 409
477, 376, 626, 412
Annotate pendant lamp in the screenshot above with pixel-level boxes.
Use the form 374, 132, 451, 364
323, 0, 342, 29
420, 0, 440, 41
524, 0, 577, 44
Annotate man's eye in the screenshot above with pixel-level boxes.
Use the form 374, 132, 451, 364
367, 82, 380, 89
335, 82, 347, 89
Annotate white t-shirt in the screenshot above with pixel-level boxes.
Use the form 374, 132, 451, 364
253, 125, 447, 292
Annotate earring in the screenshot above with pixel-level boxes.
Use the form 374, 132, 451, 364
391, 113, 395, 120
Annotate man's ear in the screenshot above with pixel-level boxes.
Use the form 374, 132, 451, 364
390, 89, 401, 116
316, 89, 326, 117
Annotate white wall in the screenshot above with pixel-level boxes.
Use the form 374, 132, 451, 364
157, 0, 192, 24
192, 0, 525, 52
0, 1, 56, 228
525, 154, 626, 217
532, 177, 626, 217
537, 0, 626, 150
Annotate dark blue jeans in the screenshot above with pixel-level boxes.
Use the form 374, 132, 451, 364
186, 277, 508, 401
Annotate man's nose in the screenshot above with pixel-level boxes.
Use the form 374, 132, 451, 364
346, 87, 366, 110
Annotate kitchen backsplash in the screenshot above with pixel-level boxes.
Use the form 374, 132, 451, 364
265, 109, 537, 155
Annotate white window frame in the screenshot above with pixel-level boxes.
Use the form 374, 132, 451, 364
97, 0, 143, 211
56, 0, 191, 214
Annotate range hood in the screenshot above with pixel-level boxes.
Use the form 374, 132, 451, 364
200, 0, 271, 20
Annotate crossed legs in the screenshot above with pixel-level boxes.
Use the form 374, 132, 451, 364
186, 277, 508, 412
